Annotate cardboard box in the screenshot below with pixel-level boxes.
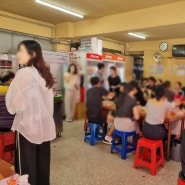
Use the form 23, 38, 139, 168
0, 159, 15, 180
75, 103, 86, 119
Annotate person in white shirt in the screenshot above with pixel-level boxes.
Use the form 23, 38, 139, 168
64, 63, 80, 122
6, 40, 56, 185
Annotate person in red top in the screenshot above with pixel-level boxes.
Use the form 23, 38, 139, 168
174, 81, 184, 102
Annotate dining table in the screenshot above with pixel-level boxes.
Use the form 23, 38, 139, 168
103, 102, 185, 161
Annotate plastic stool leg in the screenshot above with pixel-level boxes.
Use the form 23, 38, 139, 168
110, 133, 115, 154
143, 148, 149, 161
134, 142, 141, 169
151, 147, 157, 176
90, 125, 95, 146
84, 125, 88, 141
121, 135, 127, 160
160, 144, 164, 167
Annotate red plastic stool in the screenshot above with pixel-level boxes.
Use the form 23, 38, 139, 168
0, 132, 15, 164
178, 172, 185, 185
133, 137, 164, 176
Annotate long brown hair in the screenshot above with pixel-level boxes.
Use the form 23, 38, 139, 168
18, 40, 54, 89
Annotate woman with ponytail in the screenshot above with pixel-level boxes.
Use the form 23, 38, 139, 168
142, 85, 172, 140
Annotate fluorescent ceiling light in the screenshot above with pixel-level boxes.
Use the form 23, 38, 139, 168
128, 32, 146, 39
35, 0, 84, 18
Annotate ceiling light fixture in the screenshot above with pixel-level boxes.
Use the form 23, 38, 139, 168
35, 0, 84, 18
128, 32, 146, 39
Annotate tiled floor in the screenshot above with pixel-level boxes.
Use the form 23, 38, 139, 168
50, 120, 181, 185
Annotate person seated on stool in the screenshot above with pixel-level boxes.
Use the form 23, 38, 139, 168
142, 85, 172, 141
103, 81, 141, 145
86, 77, 114, 134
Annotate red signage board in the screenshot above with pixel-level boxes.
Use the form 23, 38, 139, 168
86, 53, 102, 60
102, 54, 126, 62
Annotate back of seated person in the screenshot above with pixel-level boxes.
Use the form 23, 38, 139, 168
86, 76, 112, 124
103, 82, 141, 144
142, 85, 172, 140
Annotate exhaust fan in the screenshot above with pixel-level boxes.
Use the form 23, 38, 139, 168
153, 52, 162, 63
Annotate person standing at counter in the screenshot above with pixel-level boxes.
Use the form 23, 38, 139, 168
108, 66, 121, 97
64, 63, 80, 122
6, 40, 56, 185
97, 63, 105, 87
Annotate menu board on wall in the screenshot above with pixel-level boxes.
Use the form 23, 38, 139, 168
150, 64, 164, 75
175, 64, 185, 76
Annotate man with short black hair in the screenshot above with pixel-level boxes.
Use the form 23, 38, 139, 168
86, 77, 114, 133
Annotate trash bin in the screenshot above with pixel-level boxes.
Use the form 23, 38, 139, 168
171, 139, 181, 162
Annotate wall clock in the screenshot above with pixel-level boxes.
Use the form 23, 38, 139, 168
159, 42, 168, 51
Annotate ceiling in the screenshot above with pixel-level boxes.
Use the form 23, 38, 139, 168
0, 0, 183, 24
104, 23, 185, 42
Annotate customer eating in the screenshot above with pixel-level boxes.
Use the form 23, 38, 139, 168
103, 81, 140, 144
86, 77, 114, 133
142, 85, 171, 140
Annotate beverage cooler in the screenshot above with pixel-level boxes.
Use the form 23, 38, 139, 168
42, 50, 69, 95
102, 54, 126, 83
42, 50, 69, 137
75, 52, 102, 91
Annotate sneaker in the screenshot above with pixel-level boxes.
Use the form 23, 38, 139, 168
103, 136, 112, 145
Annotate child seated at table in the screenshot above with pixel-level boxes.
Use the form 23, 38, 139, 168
103, 81, 140, 144
86, 77, 114, 132
142, 85, 172, 140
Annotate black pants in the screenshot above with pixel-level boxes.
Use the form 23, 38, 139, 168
15, 133, 51, 185
181, 130, 185, 174
142, 122, 167, 140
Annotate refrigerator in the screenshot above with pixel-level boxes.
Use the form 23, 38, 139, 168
42, 50, 69, 95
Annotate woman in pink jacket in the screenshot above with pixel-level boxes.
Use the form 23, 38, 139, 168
6, 40, 56, 185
